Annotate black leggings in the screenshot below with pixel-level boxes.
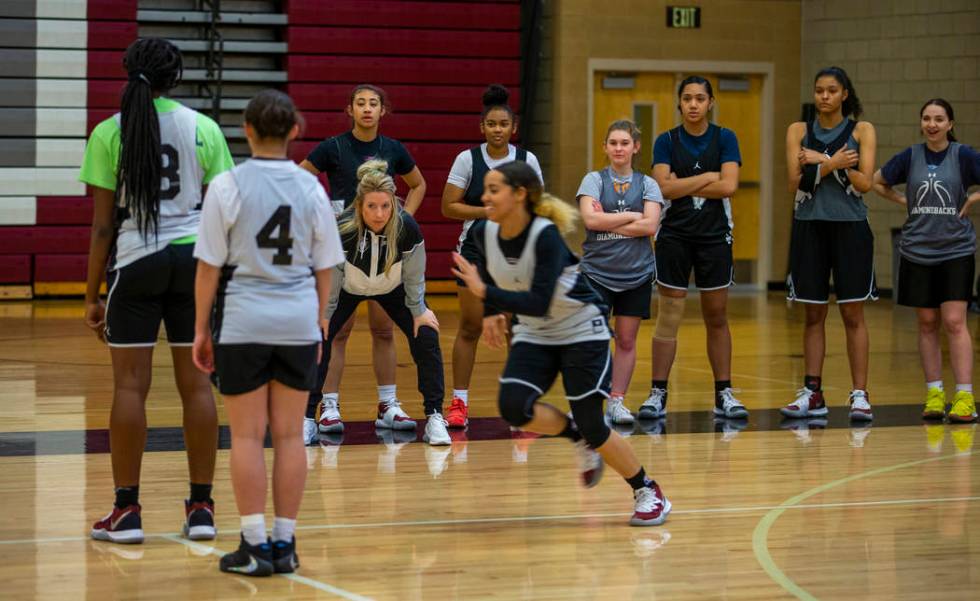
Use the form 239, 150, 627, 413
306, 285, 444, 418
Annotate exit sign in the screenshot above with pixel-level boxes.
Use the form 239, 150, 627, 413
667, 6, 701, 28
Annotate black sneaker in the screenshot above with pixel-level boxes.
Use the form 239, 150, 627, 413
272, 537, 300, 573
219, 535, 274, 577
182, 499, 216, 541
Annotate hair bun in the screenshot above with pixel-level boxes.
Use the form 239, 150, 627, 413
356, 159, 389, 182
482, 84, 510, 108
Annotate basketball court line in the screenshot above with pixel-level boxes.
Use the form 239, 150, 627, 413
3, 490, 979, 547
752, 449, 979, 601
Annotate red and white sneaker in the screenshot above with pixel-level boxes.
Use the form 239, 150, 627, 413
375, 399, 417, 431
183, 499, 216, 541
780, 388, 828, 418
91, 504, 144, 544
848, 390, 873, 421
574, 440, 604, 488
630, 481, 671, 526
446, 397, 468, 428
318, 397, 344, 433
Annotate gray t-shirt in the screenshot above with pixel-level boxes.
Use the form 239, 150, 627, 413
898, 143, 975, 265
577, 168, 663, 291
794, 119, 868, 222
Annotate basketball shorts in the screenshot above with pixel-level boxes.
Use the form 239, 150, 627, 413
787, 219, 878, 304
655, 235, 734, 291
501, 339, 611, 402
897, 254, 974, 308
583, 274, 653, 319
213, 343, 319, 395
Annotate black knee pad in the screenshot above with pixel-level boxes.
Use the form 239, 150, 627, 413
570, 394, 611, 449
498, 382, 538, 427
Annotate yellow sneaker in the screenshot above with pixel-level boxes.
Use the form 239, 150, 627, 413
922, 386, 946, 420
948, 390, 978, 424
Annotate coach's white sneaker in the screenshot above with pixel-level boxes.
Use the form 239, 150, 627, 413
423, 413, 451, 446
318, 397, 344, 433
638, 388, 667, 419
302, 418, 318, 446
606, 397, 635, 425
375, 399, 417, 431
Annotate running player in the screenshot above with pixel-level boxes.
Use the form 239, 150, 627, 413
82, 38, 232, 544
643, 76, 748, 421
452, 161, 670, 526
193, 90, 344, 576
873, 98, 980, 422
300, 84, 427, 441
577, 119, 663, 425
441, 84, 544, 428
311, 160, 450, 446
783, 66, 877, 421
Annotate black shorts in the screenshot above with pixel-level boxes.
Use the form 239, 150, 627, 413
213, 343, 319, 395
501, 339, 611, 401
788, 219, 878, 304
584, 274, 652, 319
104, 243, 196, 347
655, 235, 734, 291
897, 254, 975, 308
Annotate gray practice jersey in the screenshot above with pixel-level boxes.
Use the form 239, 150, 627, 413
899, 143, 975, 265
578, 168, 662, 291
194, 159, 344, 345
794, 118, 868, 222
484, 217, 609, 346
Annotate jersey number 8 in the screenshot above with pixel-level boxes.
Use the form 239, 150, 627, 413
256, 205, 294, 265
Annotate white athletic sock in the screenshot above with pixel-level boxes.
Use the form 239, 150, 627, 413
378, 385, 397, 403
240, 513, 266, 546
927, 380, 944, 391
956, 384, 973, 393
452, 389, 469, 405
271, 516, 296, 543
323, 392, 339, 406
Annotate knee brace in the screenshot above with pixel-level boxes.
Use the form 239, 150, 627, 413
654, 295, 685, 341
570, 394, 611, 449
498, 382, 538, 427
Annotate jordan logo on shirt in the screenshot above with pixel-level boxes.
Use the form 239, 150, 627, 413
693, 161, 702, 171
912, 168, 956, 216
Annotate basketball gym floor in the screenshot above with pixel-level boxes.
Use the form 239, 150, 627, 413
1, 293, 978, 600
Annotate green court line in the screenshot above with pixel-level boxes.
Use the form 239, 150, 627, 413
752, 449, 979, 600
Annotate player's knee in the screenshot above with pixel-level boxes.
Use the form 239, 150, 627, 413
838, 303, 864, 329
370, 325, 395, 342
570, 396, 610, 449
804, 304, 828, 327
654, 295, 685, 341
702, 309, 728, 331
498, 384, 536, 427
458, 318, 483, 343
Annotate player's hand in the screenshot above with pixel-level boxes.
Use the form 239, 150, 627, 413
798, 148, 828, 166
192, 331, 214, 374
829, 147, 859, 170
451, 252, 486, 299
84, 300, 106, 343
413, 308, 440, 337
959, 191, 980, 218
482, 314, 507, 349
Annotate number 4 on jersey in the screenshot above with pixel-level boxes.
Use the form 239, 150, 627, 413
256, 206, 294, 265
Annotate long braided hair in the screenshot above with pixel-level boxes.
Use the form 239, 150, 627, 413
116, 38, 183, 238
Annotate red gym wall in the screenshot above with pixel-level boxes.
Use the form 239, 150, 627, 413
0, 0, 523, 295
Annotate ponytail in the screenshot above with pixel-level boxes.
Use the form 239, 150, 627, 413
494, 161, 577, 234
117, 38, 182, 239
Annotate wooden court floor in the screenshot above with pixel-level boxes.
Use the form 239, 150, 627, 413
2, 293, 980, 600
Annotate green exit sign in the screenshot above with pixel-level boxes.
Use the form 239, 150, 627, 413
667, 6, 701, 28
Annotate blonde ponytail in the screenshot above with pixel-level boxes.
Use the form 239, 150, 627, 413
339, 159, 403, 273
532, 192, 578, 234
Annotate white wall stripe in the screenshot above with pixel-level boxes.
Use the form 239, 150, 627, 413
36, 0, 86, 20
36, 50, 87, 79
35, 109, 87, 137
35, 80, 87, 108
0, 168, 84, 196
35, 139, 85, 167
0, 197, 37, 225
37, 20, 88, 49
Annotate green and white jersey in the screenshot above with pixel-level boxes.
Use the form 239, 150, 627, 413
79, 97, 233, 269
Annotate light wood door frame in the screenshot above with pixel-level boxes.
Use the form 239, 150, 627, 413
587, 59, 775, 288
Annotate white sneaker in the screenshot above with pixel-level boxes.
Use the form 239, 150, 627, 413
848, 390, 873, 421
574, 440, 604, 488
606, 397, 635, 424
375, 399, 417, 431
638, 388, 667, 419
423, 413, 451, 446
780, 388, 828, 418
425, 446, 451, 478
318, 397, 344, 433
302, 417, 318, 445
714, 388, 749, 419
